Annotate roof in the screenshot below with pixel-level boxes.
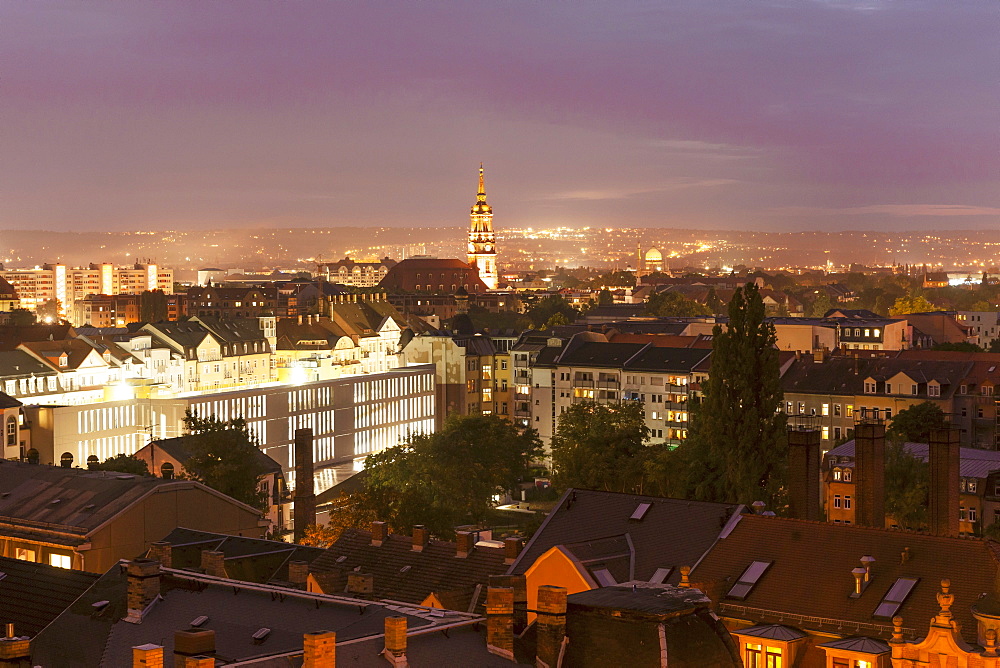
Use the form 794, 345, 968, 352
509, 489, 743, 587
0, 460, 257, 545
309, 528, 507, 612
0, 556, 98, 636
143, 436, 283, 475
556, 341, 648, 367
827, 439, 1000, 479
733, 623, 807, 641
568, 581, 713, 615
817, 636, 892, 654
0, 324, 75, 351
0, 392, 21, 409
0, 276, 17, 299
152, 527, 325, 584
690, 513, 999, 644
18, 338, 104, 372
31, 560, 483, 667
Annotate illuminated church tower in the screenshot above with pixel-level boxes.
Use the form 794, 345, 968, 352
468, 164, 498, 289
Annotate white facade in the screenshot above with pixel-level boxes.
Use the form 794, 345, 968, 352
0, 263, 173, 313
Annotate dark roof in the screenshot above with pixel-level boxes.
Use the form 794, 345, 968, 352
782, 356, 875, 395
690, 513, 999, 644
509, 489, 743, 587
31, 561, 482, 667
0, 350, 59, 378
817, 636, 891, 654
0, 460, 253, 545
556, 341, 648, 367
340, 623, 532, 666
309, 528, 507, 612
568, 581, 713, 615
0, 277, 17, 298
0, 392, 21, 409
624, 346, 712, 372
0, 556, 98, 636
153, 527, 325, 584
144, 436, 282, 475
734, 623, 807, 641
19, 338, 103, 371
0, 324, 75, 351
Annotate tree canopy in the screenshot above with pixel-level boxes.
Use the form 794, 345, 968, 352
95, 453, 150, 476
889, 294, 937, 316
549, 400, 651, 493
345, 414, 543, 536
644, 291, 711, 317
182, 411, 270, 512
526, 296, 579, 329
884, 440, 928, 531
681, 283, 787, 507
886, 401, 949, 443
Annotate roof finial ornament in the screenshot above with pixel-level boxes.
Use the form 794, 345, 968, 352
478, 163, 486, 200
935, 578, 954, 624
890, 616, 904, 644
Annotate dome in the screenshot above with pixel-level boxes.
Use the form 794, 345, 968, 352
471, 202, 493, 215
645, 248, 663, 262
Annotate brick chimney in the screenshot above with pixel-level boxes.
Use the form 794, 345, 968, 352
486, 586, 515, 659
347, 572, 374, 598
490, 574, 528, 634
0, 625, 31, 666
383, 616, 407, 666
503, 536, 522, 565
411, 525, 429, 552
536, 585, 568, 668
370, 521, 388, 546
148, 541, 172, 568
455, 531, 475, 558
200, 550, 227, 578
854, 422, 886, 528
303, 631, 336, 668
287, 560, 309, 588
125, 559, 161, 623
787, 427, 821, 521
928, 428, 961, 537
173, 629, 215, 665
293, 428, 316, 542
131, 643, 163, 667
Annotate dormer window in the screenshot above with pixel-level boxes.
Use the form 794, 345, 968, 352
928, 384, 940, 397
58, 354, 68, 368
864, 381, 876, 394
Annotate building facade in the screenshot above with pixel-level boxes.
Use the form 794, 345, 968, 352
467, 164, 498, 290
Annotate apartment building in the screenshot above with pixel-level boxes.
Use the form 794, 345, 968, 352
318, 256, 397, 287
0, 263, 172, 313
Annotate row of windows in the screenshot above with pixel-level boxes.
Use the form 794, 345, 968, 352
354, 373, 434, 403
864, 381, 940, 397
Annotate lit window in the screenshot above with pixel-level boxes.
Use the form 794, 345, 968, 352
727, 561, 772, 600
15, 548, 35, 562
822, 404, 829, 416
49, 553, 71, 569
846, 404, 854, 417
822, 426, 830, 440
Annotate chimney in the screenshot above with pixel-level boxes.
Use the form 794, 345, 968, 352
303, 631, 336, 668
503, 536, 522, 565
861, 555, 875, 583
126, 559, 162, 622
851, 567, 866, 596
293, 428, 316, 542
813, 348, 825, 363
131, 644, 163, 668
298, 314, 303, 325
287, 560, 309, 588
900, 547, 911, 564
751, 500, 766, 515
455, 531, 475, 558
486, 587, 515, 659
854, 422, 886, 528
346, 572, 374, 598
370, 521, 388, 546
148, 541, 172, 569
489, 574, 528, 634
173, 629, 215, 667
536, 585, 568, 668
787, 427, 821, 521
0, 625, 30, 666
411, 525, 429, 552
200, 550, 227, 578
383, 616, 407, 666
928, 428, 961, 537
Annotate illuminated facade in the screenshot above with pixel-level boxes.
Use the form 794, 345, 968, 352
467, 164, 498, 290
0, 262, 173, 314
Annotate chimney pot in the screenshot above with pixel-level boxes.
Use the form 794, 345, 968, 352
852, 567, 867, 595
131, 643, 163, 667
411, 525, 429, 552
860, 555, 875, 582
302, 630, 336, 668
455, 531, 474, 558
751, 500, 766, 514
287, 560, 309, 587
370, 521, 388, 546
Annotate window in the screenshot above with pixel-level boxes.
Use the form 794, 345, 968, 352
630, 502, 652, 521
864, 382, 876, 394
822, 404, 829, 416
592, 567, 616, 587
873, 577, 919, 618
968, 479, 977, 493
822, 426, 830, 440
984, 385, 995, 396
843, 495, 852, 509
961, 384, 968, 395
969, 507, 978, 522
727, 561, 772, 599
15, 548, 35, 562
834, 404, 841, 416
649, 567, 672, 584
885, 383, 892, 394
928, 384, 940, 397
49, 553, 71, 569
911, 384, 918, 395
765, 647, 782, 668
834, 494, 842, 508
834, 426, 842, 440
746, 643, 762, 668
846, 404, 854, 417
5, 417, 15, 446
842, 468, 852, 482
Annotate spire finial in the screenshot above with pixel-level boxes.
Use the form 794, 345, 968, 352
478, 163, 486, 198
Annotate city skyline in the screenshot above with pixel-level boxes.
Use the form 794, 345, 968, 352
3, 1, 998, 233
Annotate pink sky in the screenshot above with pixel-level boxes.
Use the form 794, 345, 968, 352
2, 1, 998, 232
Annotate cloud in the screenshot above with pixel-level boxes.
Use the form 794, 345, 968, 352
541, 178, 738, 201
772, 204, 1000, 217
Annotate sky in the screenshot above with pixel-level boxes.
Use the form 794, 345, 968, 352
2, 1, 998, 232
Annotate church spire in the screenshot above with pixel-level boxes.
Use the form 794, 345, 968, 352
478, 163, 486, 200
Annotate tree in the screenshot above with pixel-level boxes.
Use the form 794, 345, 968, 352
682, 283, 787, 507
96, 453, 150, 476
889, 294, 936, 316
705, 288, 724, 315
545, 312, 571, 329
526, 296, 578, 329
550, 401, 651, 493
886, 401, 949, 443
182, 410, 269, 512
809, 292, 833, 318
644, 291, 711, 317
8, 309, 34, 326
300, 490, 378, 546
36, 299, 62, 323
597, 289, 614, 306
884, 440, 928, 531
361, 414, 542, 535
139, 289, 169, 323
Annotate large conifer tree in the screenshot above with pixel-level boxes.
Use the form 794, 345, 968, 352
686, 282, 786, 506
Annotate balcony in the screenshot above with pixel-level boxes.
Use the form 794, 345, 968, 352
574, 379, 595, 388
597, 379, 620, 389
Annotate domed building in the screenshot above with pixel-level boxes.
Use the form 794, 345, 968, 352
644, 247, 664, 274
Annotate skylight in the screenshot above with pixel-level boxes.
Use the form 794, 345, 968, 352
630, 502, 652, 521
727, 561, 772, 600
873, 577, 919, 619
592, 567, 617, 587
649, 567, 673, 584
